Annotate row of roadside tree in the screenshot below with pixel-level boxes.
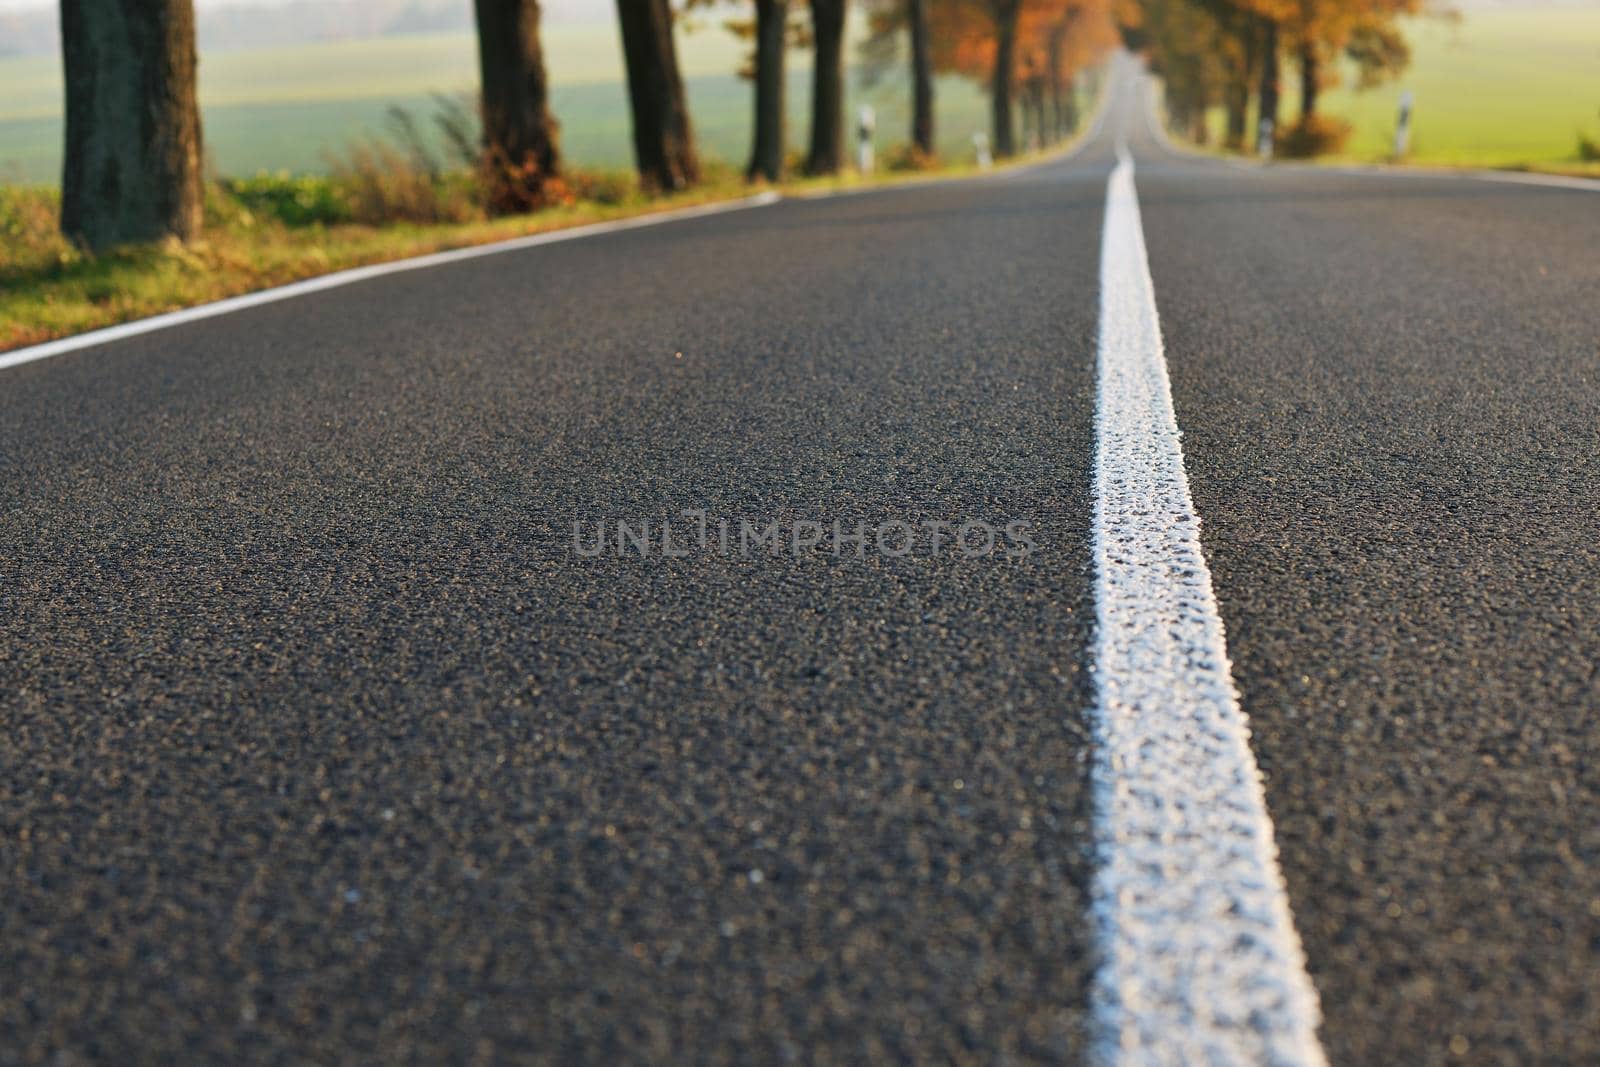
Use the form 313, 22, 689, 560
1132, 0, 1426, 157
56, 0, 1120, 251
55, 1, 1421, 251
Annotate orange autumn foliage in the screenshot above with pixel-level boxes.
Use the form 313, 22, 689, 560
929, 0, 1119, 85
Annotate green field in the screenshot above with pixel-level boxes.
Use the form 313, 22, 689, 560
1193, 7, 1600, 167
0, 23, 1003, 183
1317, 9, 1600, 166
5, 8, 1590, 183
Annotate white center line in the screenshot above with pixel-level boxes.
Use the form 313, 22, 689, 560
1087, 142, 1327, 1066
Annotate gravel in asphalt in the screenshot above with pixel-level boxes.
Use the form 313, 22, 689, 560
2, 156, 1112, 1064
5, 69, 1599, 1066
1137, 126, 1600, 1065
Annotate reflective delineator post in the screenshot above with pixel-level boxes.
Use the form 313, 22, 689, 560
1394, 90, 1414, 160
973, 131, 993, 170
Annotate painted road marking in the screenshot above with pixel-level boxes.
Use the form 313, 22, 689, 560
1087, 143, 1327, 1067
0, 192, 781, 374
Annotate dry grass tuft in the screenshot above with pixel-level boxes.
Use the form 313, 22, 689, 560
1277, 115, 1355, 158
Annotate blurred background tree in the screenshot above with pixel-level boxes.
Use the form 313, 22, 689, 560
1130, 0, 1433, 157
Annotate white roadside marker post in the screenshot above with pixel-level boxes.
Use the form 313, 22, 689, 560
1394, 90, 1414, 160
973, 131, 993, 170
1258, 116, 1275, 160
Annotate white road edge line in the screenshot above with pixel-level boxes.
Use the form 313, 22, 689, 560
1088, 142, 1327, 1067
0, 191, 782, 373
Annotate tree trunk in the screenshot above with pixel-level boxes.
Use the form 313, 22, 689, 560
1028, 76, 1046, 150
991, 0, 1019, 158
1224, 79, 1248, 148
1046, 22, 1065, 143
616, 0, 699, 191
1299, 44, 1319, 120
805, 0, 846, 175
474, 0, 559, 213
747, 0, 787, 181
1168, 92, 1190, 146
60, 0, 203, 251
1019, 75, 1032, 150
1225, 19, 1257, 150
1257, 18, 1280, 152
908, 0, 934, 155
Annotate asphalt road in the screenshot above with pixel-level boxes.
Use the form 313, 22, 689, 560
3, 64, 1597, 1065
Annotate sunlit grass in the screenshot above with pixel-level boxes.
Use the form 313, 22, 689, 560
0, 118, 1090, 355
1196, 8, 1600, 172
0, 172, 751, 351
1321, 10, 1600, 169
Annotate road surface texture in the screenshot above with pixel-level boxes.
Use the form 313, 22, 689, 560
3, 58, 1596, 1065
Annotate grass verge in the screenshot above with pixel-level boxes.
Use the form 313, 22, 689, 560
0, 137, 1088, 355
1175, 9, 1600, 177
0, 171, 747, 353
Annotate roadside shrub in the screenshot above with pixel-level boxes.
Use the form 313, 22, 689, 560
478, 146, 571, 216
884, 144, 940, 172
564, 168, 637, 206
0, 185, 68, 274
1277, 115, 1353, 158
429, 92, 481, 171
0, 185, 58, 246
323, 99, 489, 225
697, 159, 741, 187
1578, 132, 1600, 162
318, 96, 669, 221
336, 97, 583, 221
225, 171, 353, 227
780, 149, 808, 179
333, 139, 483, 225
